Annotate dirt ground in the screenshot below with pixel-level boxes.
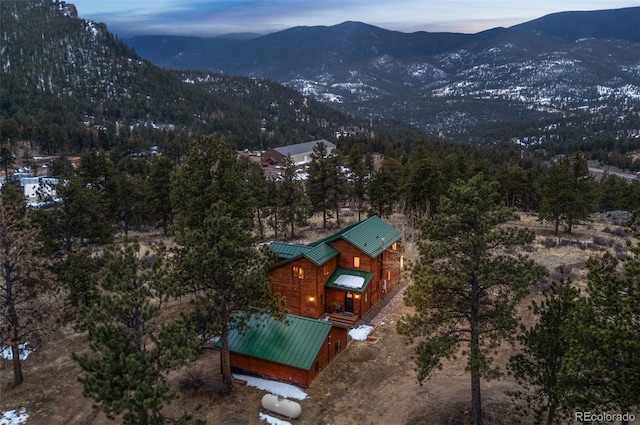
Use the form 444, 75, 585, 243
1, 213, 638, 425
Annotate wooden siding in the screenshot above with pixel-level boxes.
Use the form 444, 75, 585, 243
230, 332, 332, 387
323, 239, 403, 317
329, 239, 374, 272
269, 256, 338, 319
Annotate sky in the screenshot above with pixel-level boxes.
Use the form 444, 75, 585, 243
70, 0, 640, 39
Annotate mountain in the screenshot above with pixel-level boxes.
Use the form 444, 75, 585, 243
0, 1, 395, 155
126, 7, 640, 138
509, 7, 640, 42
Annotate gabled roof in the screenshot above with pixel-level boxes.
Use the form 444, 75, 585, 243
325, 268, 373, 293
226, 313, 331, 370
273, 139, 335, 156
270, 241, 339, 266
309, 215, 402, 258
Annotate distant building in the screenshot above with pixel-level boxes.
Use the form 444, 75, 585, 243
261, 139, 335, 168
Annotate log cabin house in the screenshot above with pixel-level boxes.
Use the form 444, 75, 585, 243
268, 215, 403, 325
226, 216, 403, 387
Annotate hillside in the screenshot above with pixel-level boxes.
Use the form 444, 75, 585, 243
0, 1, 392, 154
126, 7, 640, 139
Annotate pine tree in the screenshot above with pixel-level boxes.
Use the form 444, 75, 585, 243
146, 155, 174, 235
171, 137, 283, 391
278, 155, 311, 238
0, 185, 53, 386
398, 174, 547, 425
346, 146, 371, 221
307, 141, 332, 229
173, 202, 283, 392
565, 252, 640, 424
72, 242, 200, 425
539, 152, 594, 235
327, 150, 348, 227
368, 156, 401, 218
507, 281, 580, 424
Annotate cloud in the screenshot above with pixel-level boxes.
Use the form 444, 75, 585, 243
72, 0, 640, 37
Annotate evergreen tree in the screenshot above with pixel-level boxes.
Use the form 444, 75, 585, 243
507, 281, 580, 424
327, 150, 348, 227
398, 174, 546, 425
72, 242, 200, 425
400, 152, 445, 218
346, 146, 372, 221
171, 137, 283, 391
566, 252, 640, 424
278, 155, 311, 238
368, 156, 401, 218
172, 202, 283, 392
171, 135, 254, 234
539, 152, 594, 235
307, 141, 332, 229
0, 186, 53, 385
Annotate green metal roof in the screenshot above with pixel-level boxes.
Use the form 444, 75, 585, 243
310, 215, 402, 258
226, 313, 332, 370
269, 242, 308, 260
325, 267, 373, 293
305, 243, 339, 265
269, 241, 339, 266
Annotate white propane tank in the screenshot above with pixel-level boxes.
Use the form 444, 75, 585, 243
261, 393, 302, 419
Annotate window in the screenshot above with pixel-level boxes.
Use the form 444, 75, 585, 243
353, 256, 360, 268
323, 264, 331, 276
315, 360, 322, 372
392, 242, 398, 251
334, 340, 341, 353
387, 270, 391, 280
292, 266, 304, 279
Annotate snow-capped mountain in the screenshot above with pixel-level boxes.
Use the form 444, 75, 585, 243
127, 7, 640, 134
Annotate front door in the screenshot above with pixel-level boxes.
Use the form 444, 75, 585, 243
344, 292, 354, 313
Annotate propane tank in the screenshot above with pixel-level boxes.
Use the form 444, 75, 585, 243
261, 393, 302, 419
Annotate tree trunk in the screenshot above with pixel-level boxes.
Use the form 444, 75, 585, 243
11, 344, 23, 386
471, 368, 482, 425
256, 208, 263, 237
220, 325, 232, 392
470, 277, 483, 425
220, 329, 232, 392
554, 218, 560, 236
546, 404, 557, 425
10, 311, 24, 386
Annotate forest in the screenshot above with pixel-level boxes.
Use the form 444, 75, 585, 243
0, 132, 639, 424
1, 2, 639, 423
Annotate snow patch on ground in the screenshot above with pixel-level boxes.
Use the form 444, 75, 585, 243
0, 343, 32, 361
0, 408, 29, 425
259, 412, 291, 425
349, 324, 374, 341
233, 374, 308, 400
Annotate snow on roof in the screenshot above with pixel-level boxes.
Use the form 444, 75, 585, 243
334, 274, 365, 289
